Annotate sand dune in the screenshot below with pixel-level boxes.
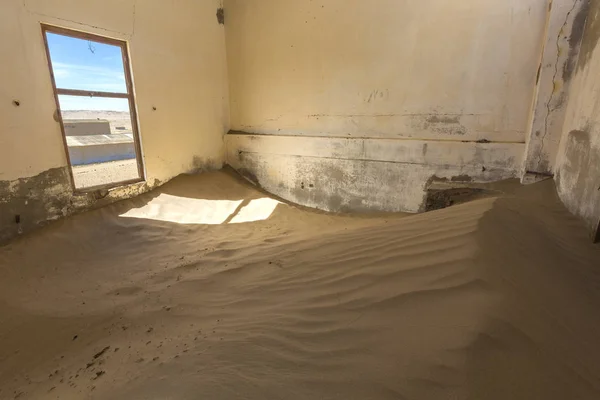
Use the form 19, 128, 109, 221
0, 170, 599, 399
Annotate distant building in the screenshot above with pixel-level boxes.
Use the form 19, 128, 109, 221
63, 120, 135, 165
63, 119, 111, 136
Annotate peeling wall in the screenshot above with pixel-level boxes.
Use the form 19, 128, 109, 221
555, 0, 600, 241
3, 0, 596, 241
0, 0, 230, 242
0, 167, 159, 243
223, 0, 544, 213
227, 134, 523, 213
522, 0, 590, 180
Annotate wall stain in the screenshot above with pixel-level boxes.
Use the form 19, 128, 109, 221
577, 0, 600, 72
216, 8, 225, 25
192, 156, 222, 173
327, 194, 343, 211
419, 114, 467, 136
536, 1, 587, 172
557, 127, 600, 238
563, 0, 591, 82
237, 168, 259, 185
426, 115, 460, 124
1, 167, 163, 245
0, 167, 71, 243
451, 175, 473, 183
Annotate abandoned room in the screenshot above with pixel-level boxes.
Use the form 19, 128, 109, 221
1, 0, 600, 398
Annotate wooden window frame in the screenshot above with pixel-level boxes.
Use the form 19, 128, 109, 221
41, 24, 145, 193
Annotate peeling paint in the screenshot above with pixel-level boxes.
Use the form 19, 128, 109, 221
0, 167, 71, 243
0, 167, 163, 245
523, 0, 590, 177
226, 134, 521, 215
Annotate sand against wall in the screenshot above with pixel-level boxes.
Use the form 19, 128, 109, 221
0, 171, 599, 399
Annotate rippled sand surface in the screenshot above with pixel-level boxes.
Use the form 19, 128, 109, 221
1, 170, 599, 399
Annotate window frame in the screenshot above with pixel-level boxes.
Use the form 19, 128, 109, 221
41, 24, 145, 193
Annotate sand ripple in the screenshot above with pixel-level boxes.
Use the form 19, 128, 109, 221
0, 171, 599, 399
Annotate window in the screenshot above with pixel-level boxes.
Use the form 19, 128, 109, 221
41, 25, 144, 191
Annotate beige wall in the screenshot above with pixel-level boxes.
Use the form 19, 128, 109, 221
2, 0, 596, 240
224, 0, 549, 214
0, 0, 229, 242
0, 0, 229, 183
555, 0, 600, 241
225, 0, 547, 142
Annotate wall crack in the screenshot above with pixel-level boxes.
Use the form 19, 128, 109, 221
538, 0, 580, 168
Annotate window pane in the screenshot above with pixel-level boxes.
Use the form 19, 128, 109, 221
58, 95, 140, 189
46, 32, 127, 93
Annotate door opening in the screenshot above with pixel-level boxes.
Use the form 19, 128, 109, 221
41, 25, 145, 191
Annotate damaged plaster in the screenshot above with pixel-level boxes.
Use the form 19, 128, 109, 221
554, 0, 600, 241
1, 0, 230, 243
0, 167, 162, 244
226, 133, 522, 214
522, 0, 590, 179
555, 0, 600, 241
556, 128, 600, 239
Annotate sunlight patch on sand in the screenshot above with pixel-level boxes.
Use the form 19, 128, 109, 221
230, 197, 282, 224
119, 194, 281, 224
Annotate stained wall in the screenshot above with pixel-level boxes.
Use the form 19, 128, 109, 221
555, 0, 600, 241
224, 0, 549, 213
0, 0, 230, 242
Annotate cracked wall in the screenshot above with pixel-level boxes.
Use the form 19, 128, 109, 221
522, 0, 590, 180
555, 0, 600, 241
0, 0, 230, 243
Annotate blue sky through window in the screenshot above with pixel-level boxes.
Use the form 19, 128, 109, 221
46, 32, 130, 112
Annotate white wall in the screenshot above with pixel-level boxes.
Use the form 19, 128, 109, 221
226, 0, 547, 142
0, 0, 229, 183
224, 0, 549, 213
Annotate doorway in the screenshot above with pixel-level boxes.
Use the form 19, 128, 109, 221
41, 25, 144, 191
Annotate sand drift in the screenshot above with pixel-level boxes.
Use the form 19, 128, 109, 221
1, 171, 599, 399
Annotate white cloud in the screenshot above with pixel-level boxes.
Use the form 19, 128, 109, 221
53, 68, 70, 78
58, 96, 130, 112
52, 62, 125, 81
